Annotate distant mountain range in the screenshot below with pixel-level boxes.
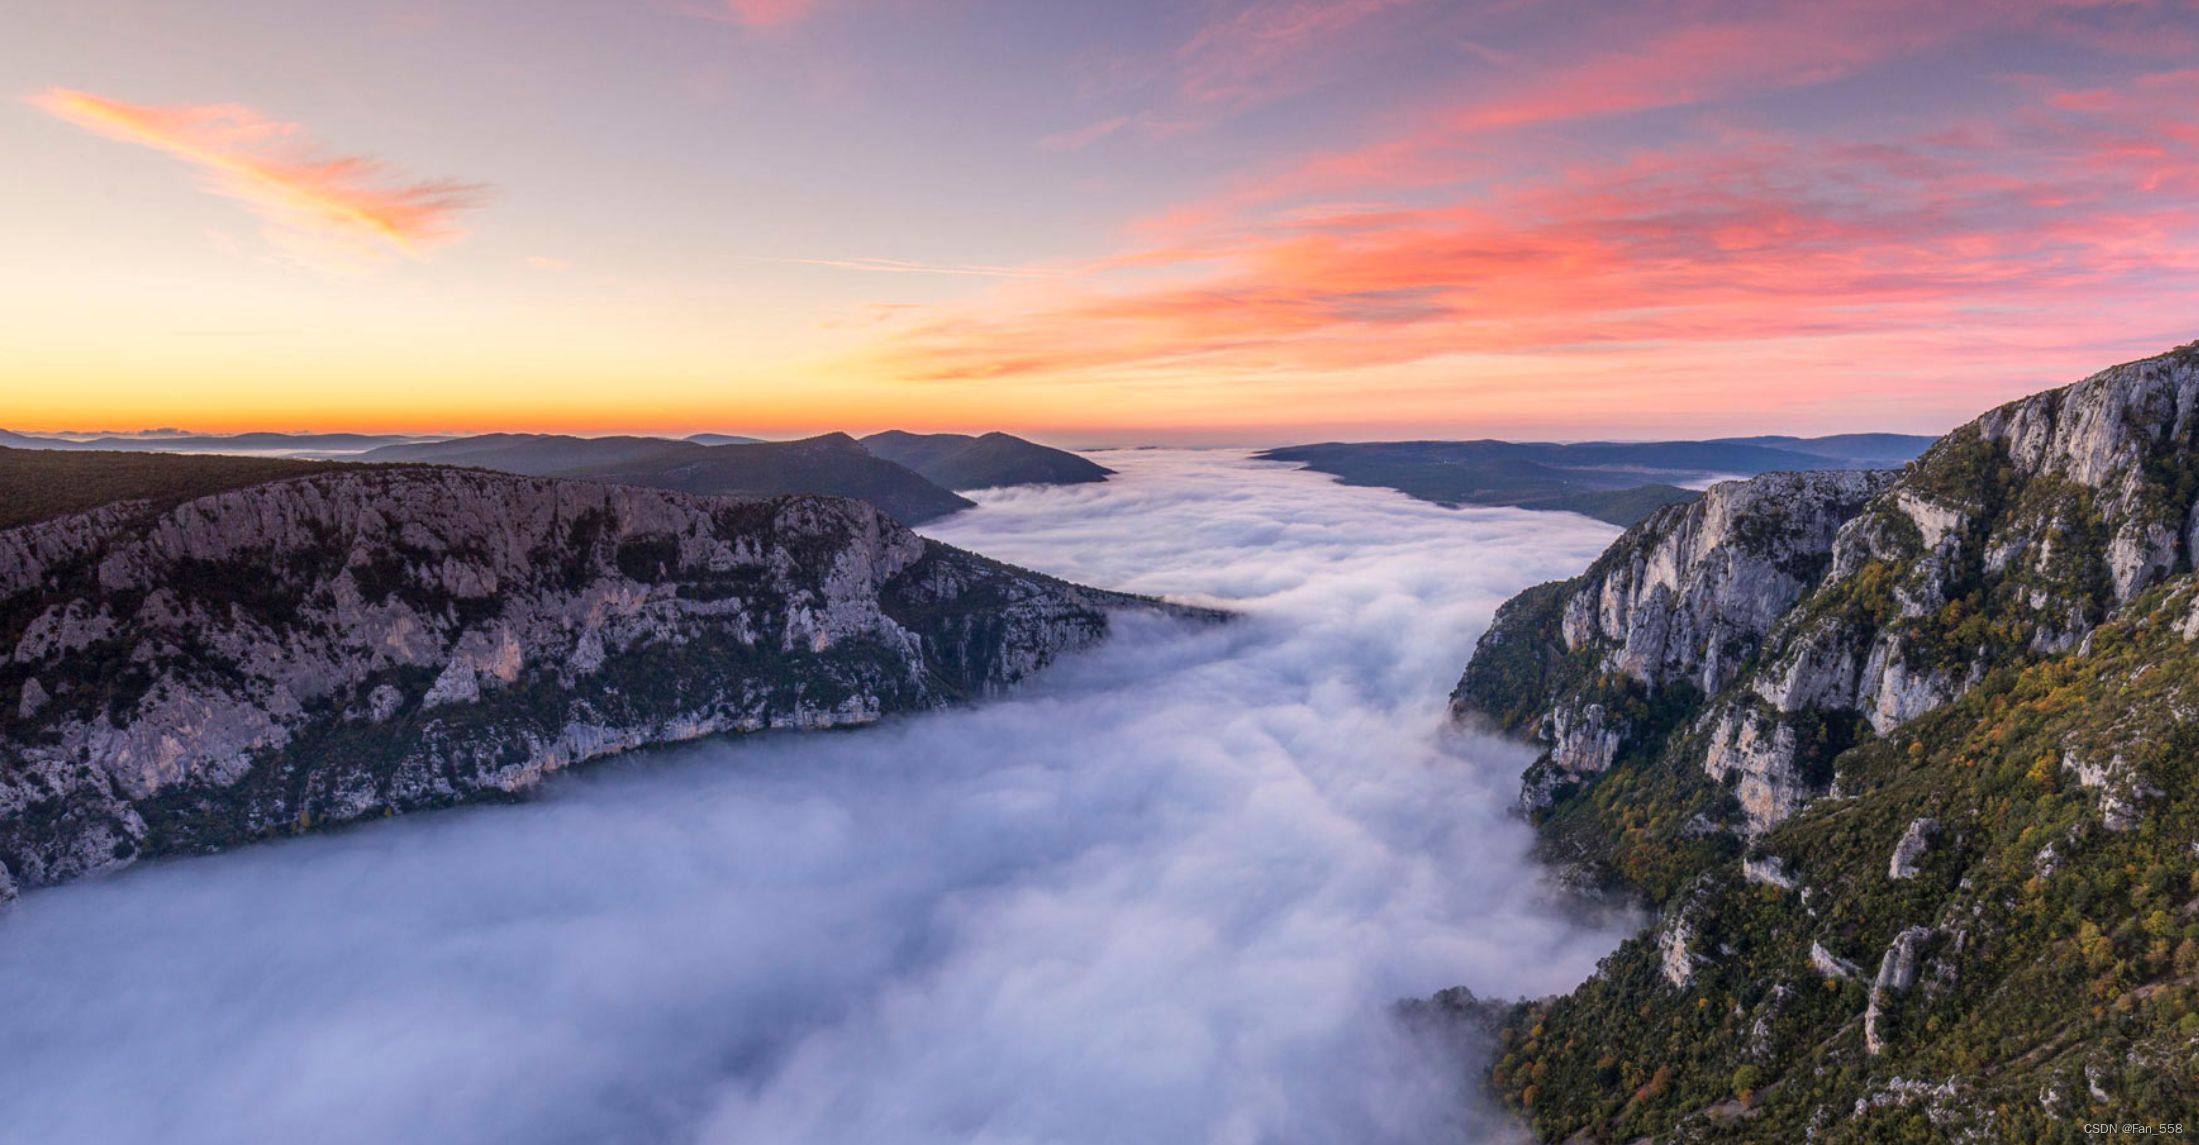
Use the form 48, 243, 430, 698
550, 433, 978, 525
0, 430, 426, 456
1255, 434, 1938, 525
0, 428, 1112, 527
861, 431, 1114, 491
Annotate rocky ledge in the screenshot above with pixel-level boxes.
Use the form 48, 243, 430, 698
1451, 341, 2199, 1140
1457, 341, 2199, 837
0, 467, 1201, 900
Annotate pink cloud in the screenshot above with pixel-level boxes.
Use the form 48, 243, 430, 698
719, 0, 820, 27
33, 88, 486, 271
861, 64, 2199, 420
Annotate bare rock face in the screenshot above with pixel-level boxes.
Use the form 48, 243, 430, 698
1699, 702, 1812, 836
1457, 468, 1891, 817
1458, 342, 2199, 838
2061, 749, 2164, 832
1888, 817, 1939, 879
1809, 940, 1861, 980
1742, 853, 1796, 890
1659, 915, 1698, 989
1558, 470, 1894, 696
1864, 927, 1933, 1055
0, 468, 1189, 892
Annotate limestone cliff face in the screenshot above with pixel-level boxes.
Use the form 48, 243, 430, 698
1455, 469, 1890, 814
1456, 342, 2199, 837
1558, 470, 1894, 697
0, 468, 1180, 898
1453, 344, 2199, 1142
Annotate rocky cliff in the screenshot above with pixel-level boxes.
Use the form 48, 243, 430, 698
1452, 342, 2199, 1141
0, 467, 1186, 899
1461, 342, 2199, 838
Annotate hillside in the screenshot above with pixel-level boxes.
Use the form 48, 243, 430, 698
356, 433, 699, 474
1257, 435, 1933, 526
359, 432, 976, 524
0, 431, 422, 455
861, 430, 1114, 491
0, 446, 326, 530
572, 434, 976, 524
0, 465, 1206, 902
1447, 343, 2199, 1140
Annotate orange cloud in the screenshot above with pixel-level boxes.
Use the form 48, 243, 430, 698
32, 88, 486, 270
766, 255, 1064, 279
861, 66, 2199, 406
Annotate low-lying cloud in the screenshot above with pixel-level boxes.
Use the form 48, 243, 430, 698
0, 451, 1629, 1144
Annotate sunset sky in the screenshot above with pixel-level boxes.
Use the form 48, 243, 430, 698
8, 0, 2199, 442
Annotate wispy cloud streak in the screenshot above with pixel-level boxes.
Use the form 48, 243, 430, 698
766, 255, 1065, 279
865, 53, 2199, 420
32, 88, 486, 270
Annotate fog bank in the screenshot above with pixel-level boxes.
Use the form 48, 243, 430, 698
0, 450, 1629, 1144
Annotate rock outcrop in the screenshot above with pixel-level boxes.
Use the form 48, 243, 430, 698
1888, 817, 1938, 879
0, 467, 1197, 893
1863, 927, 1933, 1055
1457, 341, 2199, 837
1556, 470, 1893, 696
1453, 343, 2199, 1142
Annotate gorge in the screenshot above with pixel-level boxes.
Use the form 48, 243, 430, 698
0, 451, 1630, 1144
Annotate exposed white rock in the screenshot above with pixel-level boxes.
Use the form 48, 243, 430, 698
1561, 471, 1894, 697
1701, 704, 1810, 834
1889, 817, 1938, 879
422, 658, 481, 709
1743, 854, 1797, 890
2108, 519, 2181, 603
1810, 941, 1862, 980
1542, 701, 1622, 776
1659, 915, 1697, 988
2086, 1064, 2112, 1105
0, 468, 1174, 892
2062, 749, 2164, 831
1857, 639, 1954, 736
1893, 490, 1967, 551
16, 678, 45, 721
1864, 926, 1932, 1055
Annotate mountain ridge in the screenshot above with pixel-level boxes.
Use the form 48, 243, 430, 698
1447, 340, 2199, 1139
1255, 435, 1932, 525
0, 464, 1210, 900
861, 430, 1114, 491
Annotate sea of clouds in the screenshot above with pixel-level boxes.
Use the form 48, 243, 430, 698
0, 450, 1635, 1145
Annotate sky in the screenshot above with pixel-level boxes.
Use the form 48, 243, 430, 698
0, 452, 1630, 1144
8, 0, 2199, 442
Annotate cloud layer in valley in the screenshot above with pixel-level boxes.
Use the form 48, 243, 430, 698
0, 452, 1629, 1144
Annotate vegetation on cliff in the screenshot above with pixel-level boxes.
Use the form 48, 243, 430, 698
1451, 343, 2199, 1140
0, 466, 1189, 897
0, 446, 324, 530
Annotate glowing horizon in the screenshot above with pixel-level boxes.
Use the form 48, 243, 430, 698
9, 0, 2199, 443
